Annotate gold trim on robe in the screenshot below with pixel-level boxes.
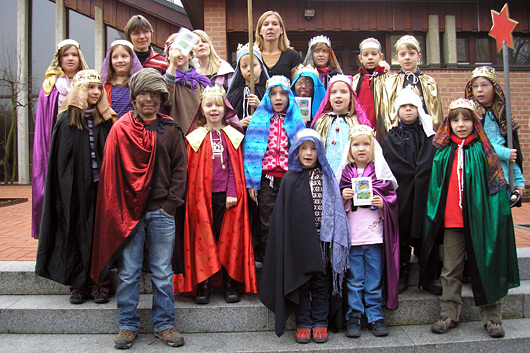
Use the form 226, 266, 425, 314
314, 113, 360, 148
186, 125, 244, 152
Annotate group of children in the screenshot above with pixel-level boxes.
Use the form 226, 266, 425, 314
33, 25, 521, 347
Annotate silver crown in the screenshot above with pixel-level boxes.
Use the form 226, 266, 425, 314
328, 74, 353, 87
236, 43, 262, 57
266, 75, 290, 89
308, 35, 331, 49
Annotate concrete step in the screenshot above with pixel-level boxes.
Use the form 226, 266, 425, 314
1, 318, 530, 353
2, 247, 529, 295
1, 280, 528, 334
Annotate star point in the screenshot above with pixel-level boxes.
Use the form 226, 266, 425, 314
489, 3, 518, 52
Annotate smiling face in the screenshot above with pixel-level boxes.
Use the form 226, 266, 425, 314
201, 96, 226, 129
359, 48, 383, 70
111, 45, 132, 76
350, 135, 373, 169
329, 81, 351, 115
269, 85, 289, 113
398, 104, 419, 125
259, 14, 283, 43
298, 140, 318, 169
396, 44, 421, 73
133, 91, 161, 121
471, 77, 495, 107
87, 83, 102, 106
60, 45, 81, 78
129, 27, 152, 52
239, 54, 262, 85
294, 76, 314, 97
450, 111, 474, 139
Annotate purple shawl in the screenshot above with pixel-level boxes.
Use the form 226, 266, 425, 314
173, 67, 211, 93
339, 161, 400, 309
32, 86, 59, 239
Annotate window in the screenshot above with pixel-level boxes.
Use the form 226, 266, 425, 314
457, 37, 468, 64
69, 10, 95, 68
107, 27, 125, 49
475, 37, 491, 64
497, 36, 530, 67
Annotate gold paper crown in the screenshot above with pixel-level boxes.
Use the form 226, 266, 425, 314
72, 70, 101, 87
448, 98, 477, 112
200, 85, 226, 100
236, 43, 262, 58
471, 66, 497, 84
293, 64, 319, 79
266, 75, 290, 89
395, 35, 421, 52
308, 35, 331, 49
349, 124, 375, 140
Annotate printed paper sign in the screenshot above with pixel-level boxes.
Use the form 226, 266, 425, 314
171, 27, 200, 56
352, 177, 373, 206
295, 97, 312, 123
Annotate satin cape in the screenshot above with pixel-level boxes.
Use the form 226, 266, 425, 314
419, 139, 520, 306
173, 126, 257, 294
35, 112, 112, 287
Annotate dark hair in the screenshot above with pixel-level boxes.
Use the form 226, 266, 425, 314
124, 15, 154, 42
448, 108, 473, 122
58, 44, 81, 72
67, 104, 104, 130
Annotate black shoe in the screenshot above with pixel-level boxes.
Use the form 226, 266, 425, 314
223, 270, 241, 303
94, 292, 110, 304
69, 291, 88, 304
195, 278, 211, 304
345, 312, 362, 338
369, 319, 389, 337
422, 279, 443, 295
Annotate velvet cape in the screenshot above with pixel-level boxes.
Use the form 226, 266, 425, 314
173, 126, 257, 294
419, 139, 520, 306
90, 111, 183, 284
339, 161, 400, 310
32, 86, 59, 239
382, 120, 436, 241
35, 111, 112, 287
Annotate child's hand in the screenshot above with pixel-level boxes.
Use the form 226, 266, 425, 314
226, 196, 237, 209
342, 188, 354, 201
248, 188, 258, 203
371, 195, 383, 208
240, 116, 252, 127
509, 149, 518, 163
246, 94, 260, 108
167, 46, 182, 64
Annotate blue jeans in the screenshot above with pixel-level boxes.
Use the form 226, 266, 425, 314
117, 209, 176, 332
295, 271, 329, 328
345, 244, 384, 324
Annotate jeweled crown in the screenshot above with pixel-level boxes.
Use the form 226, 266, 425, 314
293, 64, 319, 79
349, 124, 375, 140
266, 75, 290, 89
448, 98, 477, 112
471, 66, 497, 84
72, 70, 101, 87
308, 35, 331, 49
236, 43, 262, 57
200, 85, 226, 99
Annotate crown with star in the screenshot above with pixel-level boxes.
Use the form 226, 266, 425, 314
293, 64, 319, 79
349, 124, 375, 140
471, 66, 497, 84
266, 75, 290, 89
308, 35, 331, 49
236, 43, 262, 57
72, 70, 101, 87
200, 85, 226, 100
449, 98, 477, 112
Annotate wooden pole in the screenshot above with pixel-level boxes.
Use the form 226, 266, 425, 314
247, 0, 255, 96
502, 40, 514, 193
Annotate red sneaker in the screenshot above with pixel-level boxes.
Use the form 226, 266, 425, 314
312, 326, 328, 343
295, 328, 311, 344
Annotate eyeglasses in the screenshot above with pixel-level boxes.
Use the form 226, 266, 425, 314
471, 83, 492, 90
131, 29, 150, 37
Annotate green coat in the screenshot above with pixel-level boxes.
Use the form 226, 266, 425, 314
419, 138, 519, 306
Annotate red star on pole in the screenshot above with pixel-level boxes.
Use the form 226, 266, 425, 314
489, 3, 518, 52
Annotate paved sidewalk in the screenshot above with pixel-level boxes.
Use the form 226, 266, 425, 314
1, 184, 530, 261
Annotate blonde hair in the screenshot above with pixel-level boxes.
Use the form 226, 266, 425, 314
255, 11, 292, 52
347, 134, 375, 164
193, 29, 222, 76
198, 95, 226, 127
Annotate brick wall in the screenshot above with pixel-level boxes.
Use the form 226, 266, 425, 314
204, 0, 227, 60
424, 69, 530, 185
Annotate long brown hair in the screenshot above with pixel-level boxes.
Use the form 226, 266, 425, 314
67, 105, 104, 130
107, 44, 134, 87
58, 44, 82, 72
